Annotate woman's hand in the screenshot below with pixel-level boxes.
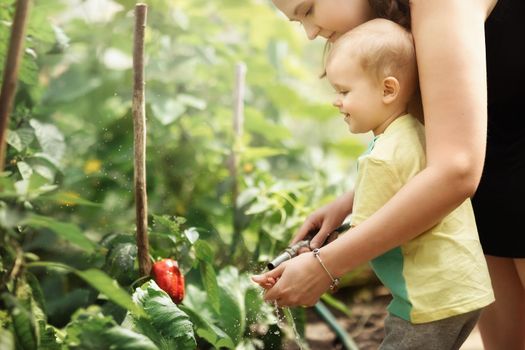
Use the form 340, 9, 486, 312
252, 251, 334, 307
292, 190, 354, 249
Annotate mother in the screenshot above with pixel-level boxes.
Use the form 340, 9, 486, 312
252, 0, 525, 348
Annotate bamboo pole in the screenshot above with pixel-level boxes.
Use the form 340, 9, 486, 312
0, 0, 31, 172
229, 62, 246, 255
132, 3, 151, 276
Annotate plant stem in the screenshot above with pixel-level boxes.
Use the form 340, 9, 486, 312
132, 3, 151, 276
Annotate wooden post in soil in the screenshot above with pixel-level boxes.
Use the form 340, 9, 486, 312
132, 3, 151, 276
0, 0, 31, 172
229, 62, 246, 255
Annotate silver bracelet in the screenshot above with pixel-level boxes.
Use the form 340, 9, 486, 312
312, 248, 340, 291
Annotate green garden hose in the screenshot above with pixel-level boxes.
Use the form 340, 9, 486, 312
314, 301, 359, 350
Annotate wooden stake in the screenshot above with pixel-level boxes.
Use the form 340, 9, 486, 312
132, 3, 151, 276
233, 63, 246, 139
0, 0, 31, 172
229, 62, 246, 255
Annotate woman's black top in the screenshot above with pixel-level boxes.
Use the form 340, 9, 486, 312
472, 0, 525, 257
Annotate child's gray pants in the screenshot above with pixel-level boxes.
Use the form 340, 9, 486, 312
379, 309, 482, 350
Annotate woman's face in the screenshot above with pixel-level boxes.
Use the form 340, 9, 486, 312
272, 0, 375, 41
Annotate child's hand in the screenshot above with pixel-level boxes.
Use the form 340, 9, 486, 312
252, 275, 278, 289
292, 191, 354, 249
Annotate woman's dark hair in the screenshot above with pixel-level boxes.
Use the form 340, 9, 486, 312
368, 0, 411, 29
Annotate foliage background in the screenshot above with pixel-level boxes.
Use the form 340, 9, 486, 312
0, 0, 370, 348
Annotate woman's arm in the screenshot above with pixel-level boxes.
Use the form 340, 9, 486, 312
260, 0, 495, 305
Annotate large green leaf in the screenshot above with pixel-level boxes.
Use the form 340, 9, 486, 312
27, 262, 145, 318
216, 267, 245, 345
24, 215, 96, 252
65, 307, 157, 350
125, 280, 196, 350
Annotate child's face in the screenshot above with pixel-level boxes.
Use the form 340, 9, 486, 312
272, 0, 375, 41
327, 57, 387, 135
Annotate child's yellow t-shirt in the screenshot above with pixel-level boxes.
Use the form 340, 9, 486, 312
351, 114, 494, 323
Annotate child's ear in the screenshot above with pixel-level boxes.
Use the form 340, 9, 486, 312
382, 77, 400, 104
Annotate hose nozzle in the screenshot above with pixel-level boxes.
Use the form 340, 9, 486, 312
266, 222, 351, 271
267, 240, 310, 270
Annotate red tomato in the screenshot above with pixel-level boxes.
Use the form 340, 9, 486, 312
151, 259, 185, 304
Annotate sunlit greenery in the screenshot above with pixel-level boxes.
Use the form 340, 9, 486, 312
1, 0, 368, 348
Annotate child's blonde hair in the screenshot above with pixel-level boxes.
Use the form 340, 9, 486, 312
325, 19, 417, 97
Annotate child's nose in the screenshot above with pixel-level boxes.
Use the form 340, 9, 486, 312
332, 98, 342, 108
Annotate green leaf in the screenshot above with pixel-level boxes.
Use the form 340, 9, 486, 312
194, 240, 213, 263
245, 197, 272, 215
25, 272, 47, 317
199, 262, 220, 314
244, 285, 277, 327
17, 162, 33, 180
104, 243, 138, 285
179, 305, 234, 350
13, 173, 55, 200
27, 262, 146, 318
7, 129, 30, 152
103, 327, 158, 350
24, 156, 60, 182
27, 172, 54, 194
38, 324, 62, 350
41, 191, 100, 207
236, 188, 259, 208
75, 269, 145, 318
2, 294, 37, 350
64, 307, 114, 348
126, 280, 195, 350
29, 119, 65, 167
24, 215, 96, 252
216, 267, 245, 345
65, 306, 157, 350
